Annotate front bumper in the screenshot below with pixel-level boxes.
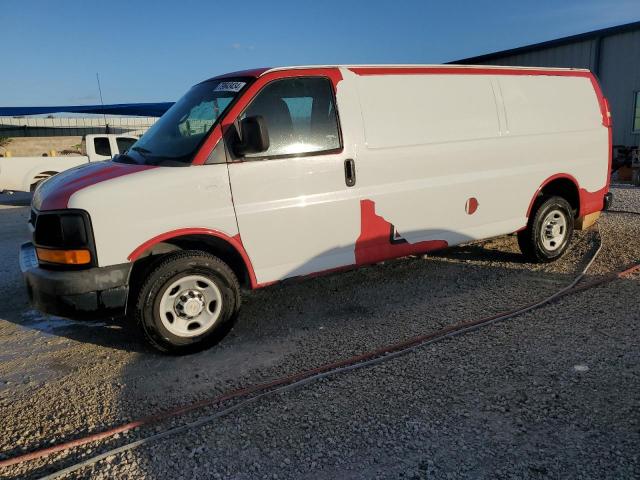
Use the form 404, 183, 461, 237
20, 242, 132, 320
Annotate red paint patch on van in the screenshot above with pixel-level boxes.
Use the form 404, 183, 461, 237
355, 200, 447, 265
466, 197, 479, 215
579, 185, 609, 216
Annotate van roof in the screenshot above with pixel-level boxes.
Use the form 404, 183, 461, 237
207, 64, 591, 81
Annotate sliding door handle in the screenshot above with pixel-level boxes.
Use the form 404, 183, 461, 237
344, 158, 356, 187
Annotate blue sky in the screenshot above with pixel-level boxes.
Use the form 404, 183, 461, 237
1, 0, 638, 106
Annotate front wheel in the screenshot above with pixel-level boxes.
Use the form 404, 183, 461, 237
518, 196, 574, 263
132, 251, 241, 354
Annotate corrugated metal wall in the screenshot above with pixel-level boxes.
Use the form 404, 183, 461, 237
470, 30, 640, 147
477, 39, 596, 69
599, 29, 640, 147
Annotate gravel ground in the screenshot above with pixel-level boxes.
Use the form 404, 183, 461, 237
0, 186, 638, 479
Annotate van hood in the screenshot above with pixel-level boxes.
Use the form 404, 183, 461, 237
33, 161, 155, 211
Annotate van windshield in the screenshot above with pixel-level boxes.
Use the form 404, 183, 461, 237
117, 78, 250, 166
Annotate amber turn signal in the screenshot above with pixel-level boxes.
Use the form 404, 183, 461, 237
36, 248, 91, 265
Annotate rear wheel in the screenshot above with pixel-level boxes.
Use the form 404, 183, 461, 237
133, 251, 241, 354
518, 195, 574, 263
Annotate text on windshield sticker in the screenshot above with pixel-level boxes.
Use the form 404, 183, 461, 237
214, 81, 246, 93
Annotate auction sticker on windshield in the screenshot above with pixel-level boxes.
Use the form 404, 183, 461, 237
214, 81, 246, 92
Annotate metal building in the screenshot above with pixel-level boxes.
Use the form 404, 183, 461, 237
452, 21, 640, 148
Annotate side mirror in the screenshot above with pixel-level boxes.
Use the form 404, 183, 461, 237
234, 115, 270, 156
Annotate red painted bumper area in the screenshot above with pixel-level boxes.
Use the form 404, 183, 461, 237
579, 185, 609, 217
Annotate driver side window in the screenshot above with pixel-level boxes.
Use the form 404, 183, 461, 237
242, 77, 341, 158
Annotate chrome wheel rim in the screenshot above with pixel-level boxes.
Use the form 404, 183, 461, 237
159, 275, 223, 337
540, 209, 567, 251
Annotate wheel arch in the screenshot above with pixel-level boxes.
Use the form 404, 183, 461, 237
28, 170, 59, 191
526, 174, 581, 219
127, 229, 257, 289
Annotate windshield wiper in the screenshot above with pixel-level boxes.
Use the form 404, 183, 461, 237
114, 152, 141, 165
130, 146, 190, 166
132, 146, 153, 155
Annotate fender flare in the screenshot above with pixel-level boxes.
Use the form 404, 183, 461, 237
525, 173, 581, 219
127, 228, 258, 288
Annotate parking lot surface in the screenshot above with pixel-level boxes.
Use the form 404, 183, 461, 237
0, 187, 638, 479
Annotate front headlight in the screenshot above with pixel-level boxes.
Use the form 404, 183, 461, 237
33, 210, 96, 267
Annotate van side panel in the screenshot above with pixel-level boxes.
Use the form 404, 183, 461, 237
498, 76, 601, 135
497, 75, 608, 194
357, 75, 501, 148
353, 73, 514, 248
351, 71, 608, 252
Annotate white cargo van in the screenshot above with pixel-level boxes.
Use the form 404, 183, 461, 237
20, 65, 612, 353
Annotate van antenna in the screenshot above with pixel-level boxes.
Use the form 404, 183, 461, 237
96, 72, 109, 133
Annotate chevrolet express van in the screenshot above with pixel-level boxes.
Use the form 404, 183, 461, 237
20, 65, 612, 353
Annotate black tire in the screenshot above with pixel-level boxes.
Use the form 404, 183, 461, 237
30, 172, 58, 192
517, 195, 574, 263
132, 250, 241, 354
30, 178, 48, 192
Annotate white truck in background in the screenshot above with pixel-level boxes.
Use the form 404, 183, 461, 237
0, 134, 137, 193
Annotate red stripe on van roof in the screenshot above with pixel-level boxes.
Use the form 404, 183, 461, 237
210, 68, 271, 80
348, 66, 592, 77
